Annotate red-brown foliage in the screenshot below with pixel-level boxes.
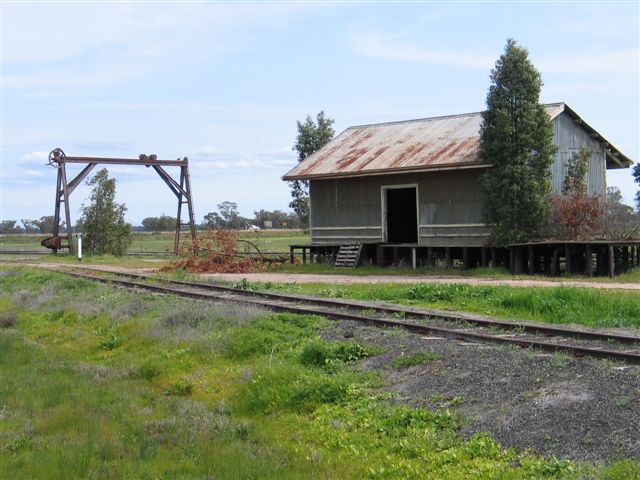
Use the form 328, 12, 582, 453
550, 194, 603, 240
163, 229, 264, 273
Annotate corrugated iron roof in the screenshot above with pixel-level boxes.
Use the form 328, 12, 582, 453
282, 102, 632, 181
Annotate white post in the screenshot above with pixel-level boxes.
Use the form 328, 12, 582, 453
411, 247, 417, 270
76, 233, 83, 261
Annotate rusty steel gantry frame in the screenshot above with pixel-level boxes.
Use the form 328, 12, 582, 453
48, 148, 196, 255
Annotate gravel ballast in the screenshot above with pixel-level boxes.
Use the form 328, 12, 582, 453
322, 319, 640, 463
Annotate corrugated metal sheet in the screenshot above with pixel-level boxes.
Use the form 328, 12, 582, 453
551, 112, 606, 196
283, 103, 632, 181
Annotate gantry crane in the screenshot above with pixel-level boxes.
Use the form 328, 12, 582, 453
45, 148, 196, 255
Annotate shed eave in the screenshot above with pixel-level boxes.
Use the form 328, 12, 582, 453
560, 103, 633, 169
282, 162, 490, 181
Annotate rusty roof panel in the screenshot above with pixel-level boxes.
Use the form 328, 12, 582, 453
282, 103, 632, 180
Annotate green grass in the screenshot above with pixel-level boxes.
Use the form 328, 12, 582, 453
392, 351, 443, 368
0, 229, 310, 268
0, 266, 637, 479
0, 229, 310, 254
226, 280, 640, 330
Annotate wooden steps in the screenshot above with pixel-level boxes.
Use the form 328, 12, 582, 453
334, 243, 363, 268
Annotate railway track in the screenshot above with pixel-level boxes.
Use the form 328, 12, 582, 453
37, 265, 640, 365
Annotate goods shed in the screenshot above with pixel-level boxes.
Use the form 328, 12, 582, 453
283, 103, 634, 272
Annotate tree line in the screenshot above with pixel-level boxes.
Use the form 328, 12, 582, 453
1, 204, 302, 235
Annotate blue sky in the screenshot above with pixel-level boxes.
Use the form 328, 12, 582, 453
1, 1, 638, 226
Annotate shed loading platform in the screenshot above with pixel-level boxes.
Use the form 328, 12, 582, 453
289, 241, 640, 277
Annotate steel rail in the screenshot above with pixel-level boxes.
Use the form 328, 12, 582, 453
49, 267, 640, 364
66, 267, 640, 346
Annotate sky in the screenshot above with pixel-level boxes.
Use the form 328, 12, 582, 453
1, 1, 638, 227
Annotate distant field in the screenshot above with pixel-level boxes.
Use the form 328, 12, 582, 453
0, 230, 310, 254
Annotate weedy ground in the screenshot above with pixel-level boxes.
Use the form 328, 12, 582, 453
230, 279, 640, 330
0, 267, 638, 479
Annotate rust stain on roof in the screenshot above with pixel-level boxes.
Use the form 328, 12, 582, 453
282, 103, 632, 180
336, 148, 367, 170
283, 111, 486, 180
347, 128, 376, 150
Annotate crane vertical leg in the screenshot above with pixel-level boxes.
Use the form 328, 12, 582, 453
52, 165, 63, 254
52, 162, 72, 254
174, 168, 184, 255
60, 162, 73, 253
183, 164, 197, 253
173, 164, 197, 255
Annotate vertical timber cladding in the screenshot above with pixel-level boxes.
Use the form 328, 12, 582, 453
551, 112, 607, 196
309, 169, 491, 246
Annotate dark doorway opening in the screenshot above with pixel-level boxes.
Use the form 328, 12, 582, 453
385, 187, 418, 243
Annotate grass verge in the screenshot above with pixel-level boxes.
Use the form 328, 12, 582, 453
228, 279, 640, 330
0, 266, 637, 479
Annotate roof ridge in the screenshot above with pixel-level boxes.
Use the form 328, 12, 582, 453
347, 102, 566, 129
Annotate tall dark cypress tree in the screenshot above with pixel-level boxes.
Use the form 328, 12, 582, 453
480, 39, 557, 245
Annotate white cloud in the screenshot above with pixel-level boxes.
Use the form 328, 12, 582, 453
534, 50, 638, 75
2, 3, 293, 64
351, 32, 494, 69
103, 166, 156, 177
3, 64, 152, 90
352, 32, 639, 75
1, 3, 314, 92
71, 101, 300, 123
19, 151, 49, 164
542, 78, 639, 99
196, 161, 228, 170
193, 156, 293, 171
266, 146, 295, 155
272, 159, 296, 166
189, 146, 225, 158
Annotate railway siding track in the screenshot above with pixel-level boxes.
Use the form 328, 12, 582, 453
39, 266, 640, 364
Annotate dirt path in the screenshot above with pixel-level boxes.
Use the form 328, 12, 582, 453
8, 262, 639, 290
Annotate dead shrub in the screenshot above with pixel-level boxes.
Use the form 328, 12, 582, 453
162, 229, 286, 274
550, 194, 603, 240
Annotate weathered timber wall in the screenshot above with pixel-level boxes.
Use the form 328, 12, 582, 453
309, 169, 491, 247
551, 112, 606, 196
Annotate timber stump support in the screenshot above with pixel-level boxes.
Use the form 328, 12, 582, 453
585, 244, 592, 277
528, 246, 534, 275
608, 246, 615, 278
